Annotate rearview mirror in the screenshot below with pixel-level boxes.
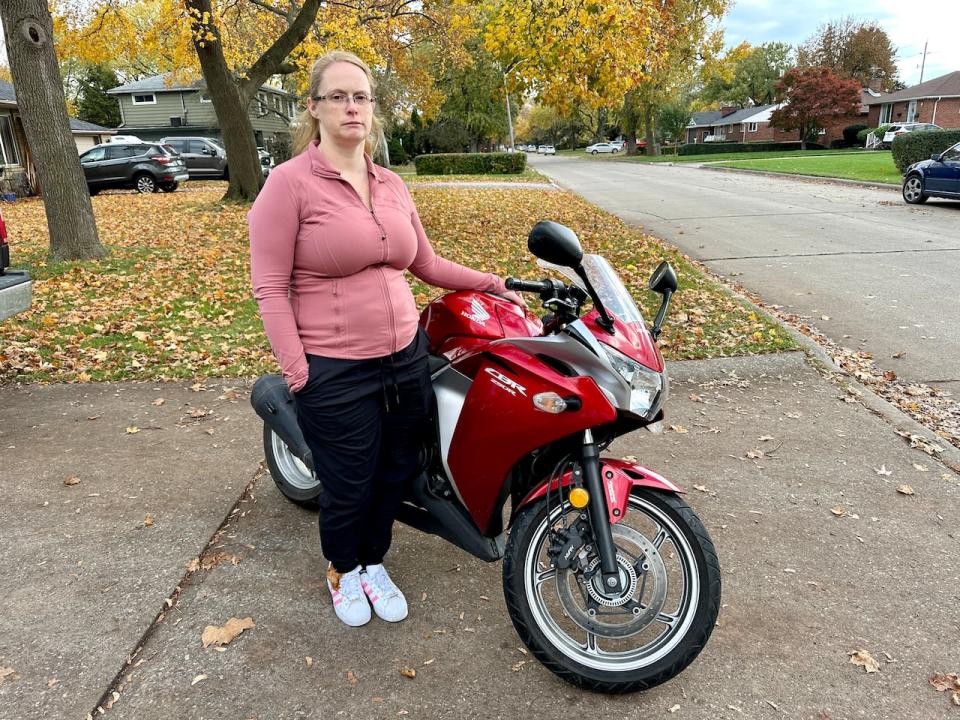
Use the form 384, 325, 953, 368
648, 261, 678, 295
527, 221, 584, 268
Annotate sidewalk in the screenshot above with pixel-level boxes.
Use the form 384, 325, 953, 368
1, 352, 959, 719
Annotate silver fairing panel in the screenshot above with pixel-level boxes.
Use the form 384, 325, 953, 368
432, 365, 471, 503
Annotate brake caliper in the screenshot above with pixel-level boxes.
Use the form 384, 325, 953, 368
547, 519, 590, 570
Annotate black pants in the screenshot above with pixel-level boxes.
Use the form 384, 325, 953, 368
295, 328, 432, 573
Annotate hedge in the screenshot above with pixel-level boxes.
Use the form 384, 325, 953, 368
677, 141, 827, 156
843, 124, 868, 145
891, 129, 960, 173
413, 152, 526, 175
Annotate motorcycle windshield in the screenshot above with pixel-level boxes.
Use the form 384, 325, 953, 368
537, 255, 646, 327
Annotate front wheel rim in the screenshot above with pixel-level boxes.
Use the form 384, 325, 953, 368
523, 495, 701, 672
270, 430, 318, 491
904, 177, 922, 201
137, 176, 155, 193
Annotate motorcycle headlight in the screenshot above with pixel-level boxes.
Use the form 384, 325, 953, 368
600, 345, 666, 417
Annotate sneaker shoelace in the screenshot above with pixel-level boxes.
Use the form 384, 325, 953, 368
365, 566, 401, 600
339, 570, 364, 601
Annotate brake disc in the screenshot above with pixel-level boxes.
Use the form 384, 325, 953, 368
555, 523, 669, 638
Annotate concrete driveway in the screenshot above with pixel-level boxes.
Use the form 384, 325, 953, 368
529, 156, 960, 397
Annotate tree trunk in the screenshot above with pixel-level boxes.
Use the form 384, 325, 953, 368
643, 105, 659, 156
1, 1, 105, 260
184, 0, 322, 202
621, 89, 640, 156
185, 0, 263, 202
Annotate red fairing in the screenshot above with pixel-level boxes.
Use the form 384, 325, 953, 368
446, 342, 617, 533
581, 309, 663, 373
419, 291, 543, 356
516, 458, 685, 523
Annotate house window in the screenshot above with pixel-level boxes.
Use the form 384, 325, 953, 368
879, 103, 892, 124
132, 93, 156, 105
273, 94, 281, 110
200, 92, 212, 103
747, 122, 758, 132
907, 100, 918, 123
0, 115, 20, 165
258, 93, 268, 113
287, 99, 295, 117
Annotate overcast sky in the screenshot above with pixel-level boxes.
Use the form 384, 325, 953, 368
724, 0, 960, 86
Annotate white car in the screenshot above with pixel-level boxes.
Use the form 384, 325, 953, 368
585, 142, 617, 155
609, 140, 625, 151
536, 145, 547, 154
542, 145, 556, 155
104, 134, 145, 144
881, 123, 941, 149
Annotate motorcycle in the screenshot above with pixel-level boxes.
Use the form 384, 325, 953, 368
251, 220, 721, 693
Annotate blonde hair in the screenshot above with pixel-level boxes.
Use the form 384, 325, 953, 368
292, 50, 383, 158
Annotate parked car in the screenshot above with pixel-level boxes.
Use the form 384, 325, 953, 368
542, 145, 556, 155
881, 123, 941, 149
0, 207, 32, 322
901, 140, 960, 205
584, 142, 618, 155
257, 147, 274, 176
79, 142, 189, 194
609, 140, 625, 151
160, 137, 230, 179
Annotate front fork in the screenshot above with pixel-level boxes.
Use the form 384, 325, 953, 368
581, 429, 623, 594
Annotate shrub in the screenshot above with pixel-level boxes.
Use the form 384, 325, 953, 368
386, 136, 408, 166
677, 141, 827, 156
856, 127, 873, 145
843, 124, 868, 145
413, 152, 526, 175
829, 139, 849, 149
891, 129, 960, 172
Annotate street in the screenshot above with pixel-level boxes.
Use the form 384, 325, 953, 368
529, 155, 960, 397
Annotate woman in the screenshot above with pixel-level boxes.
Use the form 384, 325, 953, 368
248, 50, 523, 628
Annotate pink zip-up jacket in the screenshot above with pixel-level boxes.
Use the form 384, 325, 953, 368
249, 140, 506, 392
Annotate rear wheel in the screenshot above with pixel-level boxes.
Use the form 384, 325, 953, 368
902, 175, 927, 204
262, 424, 320, 510
503, 489, 720, 693
591, 150, 598, 155
134, 173, 158, 193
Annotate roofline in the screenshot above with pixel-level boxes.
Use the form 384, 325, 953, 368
107, 83, 298, 98
866, 94, 960, 105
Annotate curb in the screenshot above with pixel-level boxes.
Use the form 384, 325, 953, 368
695, 164, 900, 192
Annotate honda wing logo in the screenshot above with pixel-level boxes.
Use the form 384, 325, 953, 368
461, 297, 491, 325
484, 368, 527, 397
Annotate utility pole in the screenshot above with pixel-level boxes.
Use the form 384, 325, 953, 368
919, 40, 928, 84
503, 72, 515, 151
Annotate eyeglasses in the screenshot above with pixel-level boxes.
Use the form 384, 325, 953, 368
313, 92, 376, 106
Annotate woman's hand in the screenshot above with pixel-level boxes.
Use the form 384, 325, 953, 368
499, 290, 527, 308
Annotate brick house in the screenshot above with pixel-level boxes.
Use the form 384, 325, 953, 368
865, 71, 960, 129
686, 89, 883, 146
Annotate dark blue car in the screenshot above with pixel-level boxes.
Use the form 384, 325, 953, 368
902, 141, 960, 204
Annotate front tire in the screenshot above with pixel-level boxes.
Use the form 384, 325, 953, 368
262, 424, 320, 510
503, 489, 720, 693
902, 175, 927, 204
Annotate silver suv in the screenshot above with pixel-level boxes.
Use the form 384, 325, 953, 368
160, 137, 229, 179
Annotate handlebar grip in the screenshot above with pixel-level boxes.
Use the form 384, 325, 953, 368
505, 277, 553, 293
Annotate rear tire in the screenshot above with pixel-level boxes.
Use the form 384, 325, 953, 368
503, 489, 720, 693
134, 173, 158, 193
262, 424, 319, 510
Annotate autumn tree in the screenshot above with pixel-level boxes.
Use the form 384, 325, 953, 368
701, 42, 792, 107
798, 17, 899, 91
1, 1, 105, 261
769, 66, 861, 149
656, 102, 692, 145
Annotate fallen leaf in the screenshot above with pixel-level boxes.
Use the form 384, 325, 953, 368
929, 672, 960, 692
47, 678, 58, 688
622, 455, 637, 463
201, 617, 255, 648
912, 463, 929, 472
688, 393, 703, 402
896, 484, 915, 496
104, 690, 121, 709
152, 398, 165, 406
511, 660, 527, 671
191, 674, 208, 686
668, 705, 681, 713
143, 513, 154, 527
882, 371, 897, 381
830, 505, 846, 516
64, 475, 81, 486
399, 667, 416, 679
372, 697, 385, 703
669, 424, 688, 434
849, 649, 880, 673
784, 412, 801, 418
758, 435, 774, 442
305, 657, 313, 668
874, 465, 892, 476
190, 382, 206, 392
126, 426, 140, 434
0, 666, 18, 686
746, 448, 764, 459
892, 351, 906, 359
423, 658, 435, 665
693, 484, 710, 493
346, 670, 358, 684
187, 557, 201, 573
952, 692, 960, 706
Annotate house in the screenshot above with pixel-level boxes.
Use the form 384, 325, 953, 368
865, 71, 960, 129
105, 74, 298, 147
0, 79, 116, 196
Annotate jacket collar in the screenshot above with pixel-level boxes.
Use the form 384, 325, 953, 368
308, 139, 383, 183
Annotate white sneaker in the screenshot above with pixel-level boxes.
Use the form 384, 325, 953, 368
327, 565, 371, 627
360, 564, 408, 622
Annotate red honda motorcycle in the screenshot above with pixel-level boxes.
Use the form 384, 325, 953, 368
252, 221, 720, 693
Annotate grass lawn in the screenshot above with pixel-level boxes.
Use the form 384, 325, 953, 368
557, 147, 871, 164
0, 181, 793, 385
715, 151, 901, 184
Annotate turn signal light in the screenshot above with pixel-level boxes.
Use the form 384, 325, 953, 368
533, 392, 567, 413
568, 487, 589, 508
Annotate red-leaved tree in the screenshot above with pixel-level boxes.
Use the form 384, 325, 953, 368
769, 67, 861, 149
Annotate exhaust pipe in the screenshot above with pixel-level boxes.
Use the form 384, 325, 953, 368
250, 375, 314, 471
